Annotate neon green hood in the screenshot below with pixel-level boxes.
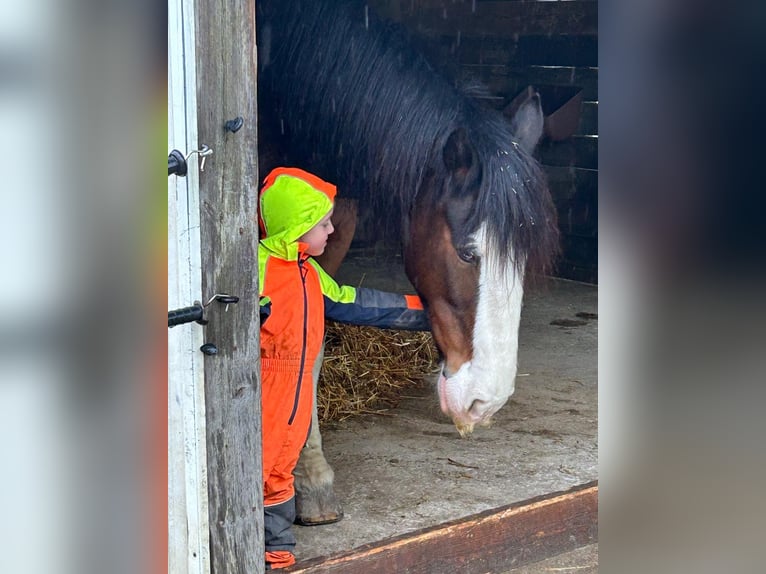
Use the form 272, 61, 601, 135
258, 167, 336, 259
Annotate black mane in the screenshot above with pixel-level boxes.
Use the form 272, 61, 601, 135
257, 0, 558, 276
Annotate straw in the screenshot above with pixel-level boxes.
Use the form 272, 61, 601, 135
317, 322, 440, 422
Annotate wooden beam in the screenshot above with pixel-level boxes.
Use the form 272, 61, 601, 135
544, 166, 598, 203
371, 0, 598, 38
558, 236, 598, 284
289, 482, 597, 574
195, 0, 263, 572
538, 136, 599, 170
459, 65, 598, 103
577, 101, 599, 136
512, 35, 598, 68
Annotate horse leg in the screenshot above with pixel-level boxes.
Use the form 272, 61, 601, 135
293, 198, 357, 526
314, 197, 358, 276
293, 344, 344, 525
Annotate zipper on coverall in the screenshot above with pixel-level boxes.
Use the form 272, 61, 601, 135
288, 256, 309, 425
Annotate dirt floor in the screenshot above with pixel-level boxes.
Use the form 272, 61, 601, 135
294, 248, 598, 568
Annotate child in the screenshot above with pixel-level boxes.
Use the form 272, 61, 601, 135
257, 167, 429, 569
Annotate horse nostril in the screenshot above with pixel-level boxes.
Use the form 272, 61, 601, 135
469, 399, 486, 415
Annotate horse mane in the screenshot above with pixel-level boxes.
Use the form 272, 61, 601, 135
258, 0, 558, 277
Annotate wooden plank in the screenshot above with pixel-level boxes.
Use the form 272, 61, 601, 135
551, 182, 597, 238
538, 136, 598, 170
455, 35, 598, 69
459, 65, 598, 103
456, 36, 518, 66
289, 482, 597, 574
577, 101, 598, 136
544, 166, 598, 282
557, 206, 598, 238
456, 36, 599, 71
371, 0, 598, 38
513, 35, 598, 67
555, 261, 598, 285
544, 166, 597, 238
512, 66, 598, 102
195, 1, 263, 572
544, 166, 597, 195
168, 0, 210, 572
545, 166, 597, 202
559, 235, 598, 274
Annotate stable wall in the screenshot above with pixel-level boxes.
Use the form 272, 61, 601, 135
368, 0, 599, 284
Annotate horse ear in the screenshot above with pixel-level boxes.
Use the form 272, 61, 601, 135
504, 87, 545, 153
443, 128, 481, 192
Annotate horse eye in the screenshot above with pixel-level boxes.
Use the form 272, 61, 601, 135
457, 248, 478, 264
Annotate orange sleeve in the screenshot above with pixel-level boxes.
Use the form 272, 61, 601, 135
405, 294, 424, 310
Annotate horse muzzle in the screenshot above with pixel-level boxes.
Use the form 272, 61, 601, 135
437, 364, 505, 437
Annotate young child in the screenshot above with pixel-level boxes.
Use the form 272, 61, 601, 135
257, 167, 429, 569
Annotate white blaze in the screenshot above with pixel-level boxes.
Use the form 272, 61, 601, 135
439, 225, 524, 432
473, 227, 524, 405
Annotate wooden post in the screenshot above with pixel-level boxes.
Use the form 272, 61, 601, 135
195, 1, 262, 572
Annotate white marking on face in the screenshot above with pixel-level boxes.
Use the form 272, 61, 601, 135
439, 225, 524, 432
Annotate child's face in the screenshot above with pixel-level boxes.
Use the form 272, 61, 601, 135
298, 209, 334, 256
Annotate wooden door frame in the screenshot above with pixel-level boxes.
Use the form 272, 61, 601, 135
195, 1, 263, 573
168, 0, 210, 571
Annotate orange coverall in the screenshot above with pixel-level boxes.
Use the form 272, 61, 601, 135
258, 168, 428, 569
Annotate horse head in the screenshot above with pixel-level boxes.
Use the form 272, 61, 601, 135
403, 94, 552, 436
255, 0, 558, 435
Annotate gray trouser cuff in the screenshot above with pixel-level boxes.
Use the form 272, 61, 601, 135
264, 497, 297, 552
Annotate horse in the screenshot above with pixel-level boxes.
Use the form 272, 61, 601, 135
256, 0, 559, 525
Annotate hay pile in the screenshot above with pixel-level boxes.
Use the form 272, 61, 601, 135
317, 322, 440, 422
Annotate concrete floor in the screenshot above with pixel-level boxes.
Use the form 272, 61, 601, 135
294, 249, 598, 568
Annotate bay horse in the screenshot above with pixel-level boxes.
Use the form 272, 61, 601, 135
256, 0, 559, 525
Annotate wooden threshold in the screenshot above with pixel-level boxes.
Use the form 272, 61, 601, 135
288, 481, 597, 574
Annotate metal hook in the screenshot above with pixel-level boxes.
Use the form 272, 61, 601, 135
185, 144, 214, 171
202, 293, 240, 313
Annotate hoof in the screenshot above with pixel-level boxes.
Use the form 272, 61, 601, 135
294, 512, 344, 527
295, 483, 344, 526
